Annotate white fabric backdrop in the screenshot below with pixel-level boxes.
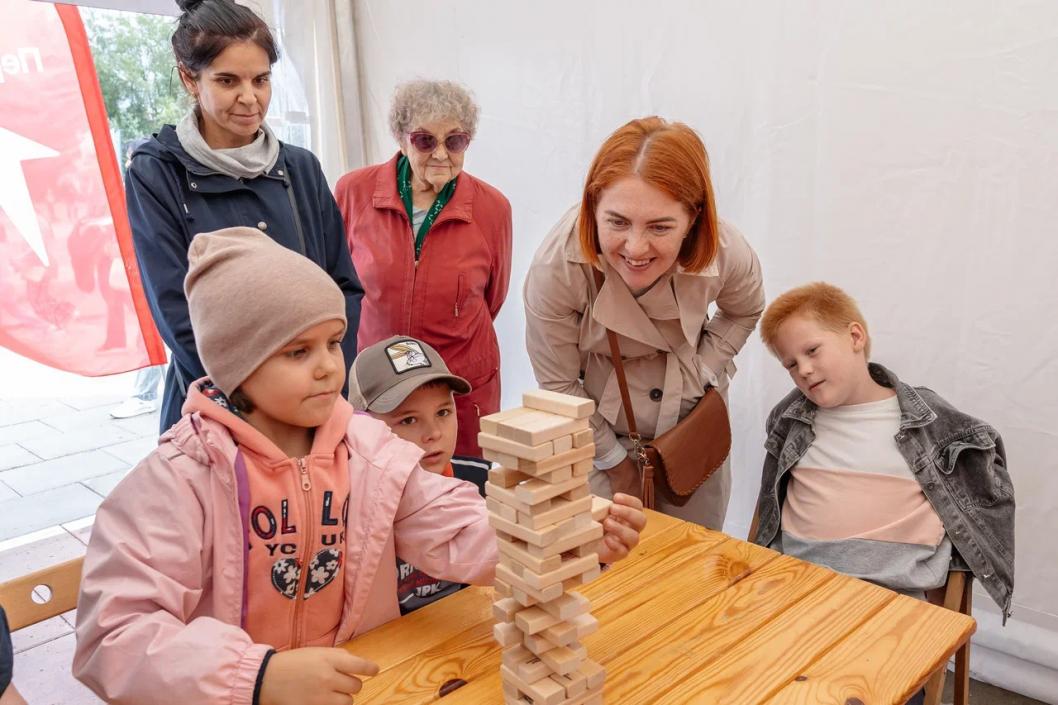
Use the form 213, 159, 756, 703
351, 0, 1058, 699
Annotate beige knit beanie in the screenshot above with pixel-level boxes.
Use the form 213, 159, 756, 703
184, 227, 347, 395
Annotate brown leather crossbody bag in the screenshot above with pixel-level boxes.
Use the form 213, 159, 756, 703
592, 268, 731, 509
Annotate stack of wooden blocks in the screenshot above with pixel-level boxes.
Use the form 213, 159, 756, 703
481, 389, 611, 705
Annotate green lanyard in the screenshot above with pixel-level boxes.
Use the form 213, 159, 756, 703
397, 154, 457, 259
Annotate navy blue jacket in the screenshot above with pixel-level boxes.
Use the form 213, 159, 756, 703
125, 125, 364, 433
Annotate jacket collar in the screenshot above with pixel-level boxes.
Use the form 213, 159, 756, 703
148, 124, 289, 179
780, 362, 938, 429
372, 152, 475, 226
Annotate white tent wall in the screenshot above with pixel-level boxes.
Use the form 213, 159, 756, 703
350, 0, 1058, 699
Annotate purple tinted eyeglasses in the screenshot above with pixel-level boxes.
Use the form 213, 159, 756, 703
407, 130, 471, 154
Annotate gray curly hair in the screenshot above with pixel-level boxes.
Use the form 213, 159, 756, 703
388, 79, 480, 142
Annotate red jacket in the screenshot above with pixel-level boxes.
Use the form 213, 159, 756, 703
334, 154, 512, 455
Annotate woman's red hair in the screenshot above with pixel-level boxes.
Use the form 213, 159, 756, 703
578, 116, 719, 272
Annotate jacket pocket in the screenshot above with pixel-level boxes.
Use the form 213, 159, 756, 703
937, 433, 1011, 509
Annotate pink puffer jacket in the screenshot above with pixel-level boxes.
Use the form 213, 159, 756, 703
73, 391, 496, 705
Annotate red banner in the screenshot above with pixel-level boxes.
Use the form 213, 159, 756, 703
0, 0, 165, 375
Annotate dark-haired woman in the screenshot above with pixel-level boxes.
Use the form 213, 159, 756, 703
126, 0, 363, 434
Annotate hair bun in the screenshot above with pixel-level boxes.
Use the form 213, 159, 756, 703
175, 0, 207, 13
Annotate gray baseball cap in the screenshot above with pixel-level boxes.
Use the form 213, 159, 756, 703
348, 335, 471, 413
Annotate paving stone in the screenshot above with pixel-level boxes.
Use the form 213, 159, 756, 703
0, 420, 56, 446
110, 409, 162, 438
40, 406, 122, 434
103, 436, 159, 466
0, 443, 41, 471
0, 529, 86, 582
0, 485, 102, 542
0, 479, 18, 502
63, 517, 95, 547
11, 633, 104, 704
19, 425, 138, 461
82, 467, 133, 499
11, 614, 73, 654
0, 450, 129, 496
0, 399, 74, 428
61, 395, 125, 411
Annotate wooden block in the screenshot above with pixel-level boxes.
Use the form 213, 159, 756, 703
538, 642, 587, 676
550, 668, 588, 698
542, 612, 598, 647
562, 484, 591, 501
479, 432, 554, 461
484, 505, 592, 541
517, 495, 592, 531
526, 520, 603, 559
487, 496, 519, 522
514, 605, 562, 635
480, 407, 534, 435
497, 534, 563, 574
497, 410, 584, 446
549, 466, 573, 483
483, 449, 525, 469
494, 578, 512, 598
514, 474, 588, 505
537, 591, 591, 622
487, 483, 537, 514
517, 445, 594, 476
494, 621, 523, 647
523, 628, 561, 657
493, 597, 522, 623
500, 665, 567, 705
579, 659, 606, 690
504, 645, 552, 683
573, 458, 593, 476
551, 434, 573, 454
489, 513, 564, 547
590, 496, 612, 522
497, 563, 565, 603
490, 465, 531, 488
523, 389, 595, 418
572, 428, 593, 448
578, 563, 601, 584
521, 553, 599, 591
572, 539, 601, 558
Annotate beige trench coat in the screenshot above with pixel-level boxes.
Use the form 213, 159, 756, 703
523, 207, 765, 528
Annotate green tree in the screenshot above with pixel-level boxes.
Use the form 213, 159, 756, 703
83, 8, 186, 150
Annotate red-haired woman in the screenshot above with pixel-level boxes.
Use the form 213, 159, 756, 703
524, 117, 765, 529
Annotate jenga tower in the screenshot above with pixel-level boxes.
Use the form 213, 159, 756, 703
481, 389, 611, 705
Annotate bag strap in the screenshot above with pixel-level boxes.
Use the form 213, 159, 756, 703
591, 268, 654, 507
592, 268, 637, 436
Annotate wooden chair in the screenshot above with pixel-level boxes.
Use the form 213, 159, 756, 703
923, 569, 973, 705
746, 509, 972, 705
0, 557, 84, 631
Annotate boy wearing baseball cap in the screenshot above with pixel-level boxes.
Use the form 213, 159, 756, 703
349, 335, 648, 615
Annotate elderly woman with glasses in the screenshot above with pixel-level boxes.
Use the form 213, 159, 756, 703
335, 80, 512, 456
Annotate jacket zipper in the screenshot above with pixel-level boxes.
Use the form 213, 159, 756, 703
291, 456, 313, 648
454, 273, 465, 317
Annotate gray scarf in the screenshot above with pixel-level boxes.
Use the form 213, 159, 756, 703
175, 110, 280, 179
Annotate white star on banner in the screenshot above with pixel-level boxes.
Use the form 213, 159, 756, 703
0, 126, 61, 266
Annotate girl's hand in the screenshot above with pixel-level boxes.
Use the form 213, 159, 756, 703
259, 647, 379, 705
597, 493, 647, 564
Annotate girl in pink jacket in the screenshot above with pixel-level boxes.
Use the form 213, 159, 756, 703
73, 226, 498, 705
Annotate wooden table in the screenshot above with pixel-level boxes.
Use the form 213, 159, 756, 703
342, 510, 974, 704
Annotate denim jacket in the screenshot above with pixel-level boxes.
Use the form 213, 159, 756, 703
752, 363, 1014, 619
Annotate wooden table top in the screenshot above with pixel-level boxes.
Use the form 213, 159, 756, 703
342, 510, 974, 704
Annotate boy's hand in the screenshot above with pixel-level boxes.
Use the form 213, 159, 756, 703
259, 647, 379, 705
597, 493, 647, 564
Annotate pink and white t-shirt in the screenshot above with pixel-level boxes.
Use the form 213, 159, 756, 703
778, 395, 951, 591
